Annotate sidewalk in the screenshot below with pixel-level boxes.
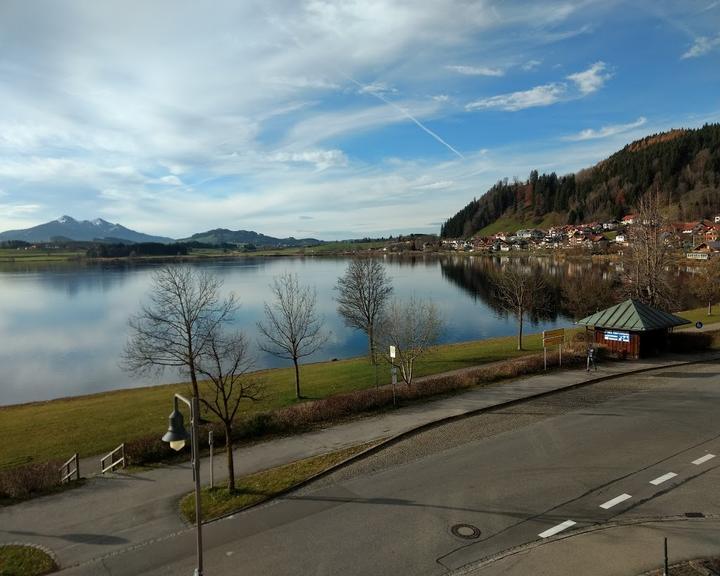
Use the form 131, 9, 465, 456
1, 350, 718, 571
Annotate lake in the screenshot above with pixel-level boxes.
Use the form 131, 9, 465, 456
0, 255, 582, 406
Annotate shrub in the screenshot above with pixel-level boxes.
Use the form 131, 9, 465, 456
124, 436, 173, 466
668, 330, 716, 353
0, 460, 62, 500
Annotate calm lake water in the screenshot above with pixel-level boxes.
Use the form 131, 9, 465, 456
0, 255, 578, 406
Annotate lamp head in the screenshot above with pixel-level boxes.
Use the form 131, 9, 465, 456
161, 408, 189, 451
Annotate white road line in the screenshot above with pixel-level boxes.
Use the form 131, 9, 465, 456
538, 520, 577, 539
599, 493, 632, 509
650, 472, 677, 485
692, 454, 716, 466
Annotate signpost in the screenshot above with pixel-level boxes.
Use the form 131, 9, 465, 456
389, 346, 398, 407
542, 328, 565, 371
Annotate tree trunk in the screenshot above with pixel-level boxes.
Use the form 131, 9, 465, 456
517, 309, 524, 351
368, 327, 376, 365
225, 424, 235, 492
293, 357, 301, 399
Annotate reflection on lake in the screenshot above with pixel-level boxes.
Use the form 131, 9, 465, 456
1, 256, 589, 405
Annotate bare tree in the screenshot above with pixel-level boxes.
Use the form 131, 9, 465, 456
257, 272, 328, 399
335, 258, 393, 364
378, 296, 443, 386
690, 258, 720, 316
621, 191, 674, 309
196, 330, 262, 492
561, 268, 617, 320
493, 267, 547, 350
122, 266, 237, 398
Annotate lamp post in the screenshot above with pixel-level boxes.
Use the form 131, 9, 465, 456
162, 393, 203, 576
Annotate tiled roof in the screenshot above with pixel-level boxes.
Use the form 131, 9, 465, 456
576, 299, 690, 331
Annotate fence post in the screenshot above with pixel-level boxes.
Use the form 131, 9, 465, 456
74, 453, 79, 481
121, 443, 126, 468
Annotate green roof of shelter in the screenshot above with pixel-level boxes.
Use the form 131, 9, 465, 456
576, 299, 690, 331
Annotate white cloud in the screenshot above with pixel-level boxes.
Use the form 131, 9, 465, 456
357, 82, 398, 97
466, 83, 566, 111
681, 35, 720, 58
412, 180, 454, 190
268, 149, 348, 170
566, 61, 611, 94
446, 65, 504, 77
157, 175, 183, 186
564, 116, 647, 141
521, 59, 542, 71
432, 94, 450, 102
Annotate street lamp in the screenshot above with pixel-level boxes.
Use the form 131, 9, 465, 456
162, 394, 204, 576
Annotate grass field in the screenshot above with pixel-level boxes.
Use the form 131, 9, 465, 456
0, 330, 555, 470
180, 442, 377, 522
0, 248, 85, 263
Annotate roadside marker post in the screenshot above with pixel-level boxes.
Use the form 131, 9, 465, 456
389, 346, 397, 407
542, 329, 565, 371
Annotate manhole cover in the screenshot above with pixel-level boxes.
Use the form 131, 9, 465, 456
450, 523, 481, 540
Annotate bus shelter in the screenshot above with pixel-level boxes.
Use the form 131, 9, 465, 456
576, 299, 690, 359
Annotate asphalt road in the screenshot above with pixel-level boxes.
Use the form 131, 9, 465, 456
60, 361, 720, 575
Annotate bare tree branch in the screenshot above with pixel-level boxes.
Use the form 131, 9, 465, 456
335, 258, 393, 364
257, 272, 328, 399
122, 265, 237, 398
378, 296, 443, 386
195, 330, 263, 491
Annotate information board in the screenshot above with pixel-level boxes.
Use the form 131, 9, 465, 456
604, 330, 630, 343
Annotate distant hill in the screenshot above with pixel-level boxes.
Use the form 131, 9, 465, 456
0, 216, 174, 244
180, 228, 323, 248
442, 123, 720, 238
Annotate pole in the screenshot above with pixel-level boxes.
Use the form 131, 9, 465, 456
209, 431, 214, 489
391, 364, 397, 407
191, 396, 204, 576
663, 537, 668, 576
559, 343, 562, 367
543, 346, 547, 371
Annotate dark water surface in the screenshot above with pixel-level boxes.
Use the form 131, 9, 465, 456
0, 255, 579, 406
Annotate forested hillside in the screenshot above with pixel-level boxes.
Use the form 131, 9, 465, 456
441, 123, 720, 238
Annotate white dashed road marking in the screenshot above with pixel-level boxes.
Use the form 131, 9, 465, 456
692, 454, 715, 466
599, 493, 632, 509
650, 472, 677, 485
538, 520, 577, 539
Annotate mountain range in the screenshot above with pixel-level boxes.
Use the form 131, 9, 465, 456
442, 123, 720, 238
0, 216, 174, 244
179, 228, 322, 248
0, 216, 322, 247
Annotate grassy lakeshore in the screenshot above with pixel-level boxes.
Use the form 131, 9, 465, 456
0, 304, 715, 471
0, 330, 557, 470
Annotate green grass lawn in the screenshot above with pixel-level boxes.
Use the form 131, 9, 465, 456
0, 249, 85, 263
180, 442, 376, 522
0, 545, 56, 576
0, 330, 555, 470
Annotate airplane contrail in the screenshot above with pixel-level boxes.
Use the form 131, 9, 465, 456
343, 75, 465, 160
260, 7, 465, 160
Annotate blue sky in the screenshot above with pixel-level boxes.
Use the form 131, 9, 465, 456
0, 0, 718, 240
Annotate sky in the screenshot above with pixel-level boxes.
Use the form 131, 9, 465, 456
0, 1, 719, 240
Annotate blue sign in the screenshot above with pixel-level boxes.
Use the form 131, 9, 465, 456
604, 330, 630, 343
